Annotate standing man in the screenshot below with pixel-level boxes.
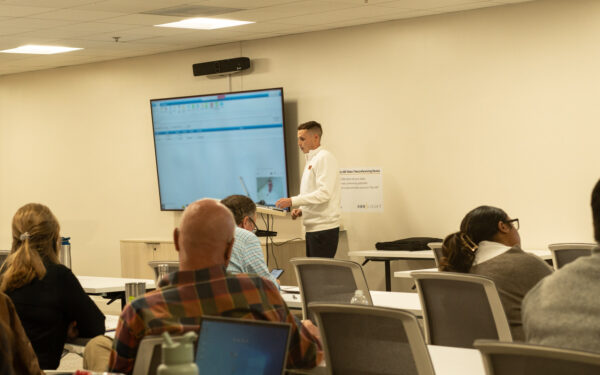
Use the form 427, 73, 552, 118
276, 121, 341, 258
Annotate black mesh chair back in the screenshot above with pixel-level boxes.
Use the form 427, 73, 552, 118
475, 339, 600, 375
310, 303, 435, 375
548, 243, 595, 270
428, 243, 443, 267
411, 272, 511, 348
291, 258, 372, 321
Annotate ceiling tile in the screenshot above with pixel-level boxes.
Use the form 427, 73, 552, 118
217, 0, 359, 22
0, 4, 55, 17
277, 5, 402, 25
31, 9, 126, 21
99, 13, 183, 26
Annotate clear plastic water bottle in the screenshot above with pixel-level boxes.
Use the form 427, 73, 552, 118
350, 289, 369, 305
158, 331, 199, 375
60, 237, 71, 269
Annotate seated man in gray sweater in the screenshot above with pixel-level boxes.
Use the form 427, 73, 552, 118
522, 178, 600, 352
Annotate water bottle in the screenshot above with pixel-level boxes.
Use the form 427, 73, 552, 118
60, 237, 71, 269
350, 289, 369, 305
158, 331, 199, 375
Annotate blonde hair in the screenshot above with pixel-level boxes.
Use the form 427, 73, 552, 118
0, 203, 60, 292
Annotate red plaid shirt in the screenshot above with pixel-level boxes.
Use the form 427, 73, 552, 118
108, 265, 322, 374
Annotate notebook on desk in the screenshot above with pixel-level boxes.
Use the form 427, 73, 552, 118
196, 316, 292, 375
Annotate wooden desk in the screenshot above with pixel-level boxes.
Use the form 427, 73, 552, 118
78, 275, 155, 309
281, 290, 422, 316
350, 249, 552, 291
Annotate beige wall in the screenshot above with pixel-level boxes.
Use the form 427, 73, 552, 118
1, 0, 599, 282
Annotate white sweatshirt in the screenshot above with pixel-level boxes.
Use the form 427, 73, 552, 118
291, 146, 341, 232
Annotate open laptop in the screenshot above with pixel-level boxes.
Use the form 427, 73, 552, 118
196, 316, 292, 375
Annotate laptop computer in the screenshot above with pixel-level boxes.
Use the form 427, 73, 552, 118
196, 316, 292, 375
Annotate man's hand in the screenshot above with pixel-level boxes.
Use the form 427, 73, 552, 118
301, 319, 321, 340
276, 197, 292, 209
291, 209, 302, 220
67, 321, 79, 339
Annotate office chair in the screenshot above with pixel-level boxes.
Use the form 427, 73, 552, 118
428, 242, 443, 268
474, 339, 600, 375
310, 303, 435, 375
290, 258, 372, 321
411, 271, 512, 348
547, 243, 595, 270
0, 250, 9, 267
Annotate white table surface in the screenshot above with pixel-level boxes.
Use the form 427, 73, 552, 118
281, 290, 422, 316
394, 267, 438, 279
349, 249, 551, 260
77, 275, 156, 293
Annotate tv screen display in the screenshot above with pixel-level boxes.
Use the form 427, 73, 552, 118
150, 88, 288, 211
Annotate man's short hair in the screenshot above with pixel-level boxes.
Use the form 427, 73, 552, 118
592, 179, 600, 242
297, 121, 322, 137
221, 195, 256, 226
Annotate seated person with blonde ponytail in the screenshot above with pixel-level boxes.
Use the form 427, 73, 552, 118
0, 203, 105, 370
439, 205, 552, 341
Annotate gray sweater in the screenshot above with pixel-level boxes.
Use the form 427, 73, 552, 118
522, 247, 600, 352
470, 247, 553, 341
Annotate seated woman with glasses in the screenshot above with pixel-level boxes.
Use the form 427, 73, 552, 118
439, 205, 552, 341
0, 203, 105, 370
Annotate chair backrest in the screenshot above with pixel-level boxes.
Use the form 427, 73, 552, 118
310, 303, 435, 375
0, 250, 9, 267
475, 339, 600, 375
290, 258, 372, 321
428, 242, 443, 267
548, 243, 595, 270
148, 261, 180, 280
132, 334, 188, 375
411, 271, 512, 348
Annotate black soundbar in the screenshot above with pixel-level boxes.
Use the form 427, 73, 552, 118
192, 57, 250, 76
255, 230, 277, 237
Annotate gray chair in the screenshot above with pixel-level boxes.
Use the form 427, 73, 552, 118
290, 258, 372, 321
428, 242, 443, 267
548, 243, 595, 270
0, 250, 9, 267
474, 339, 600, 375
411, 271, 512, 348
309, 303, 435, 375
148, 260, 179, 281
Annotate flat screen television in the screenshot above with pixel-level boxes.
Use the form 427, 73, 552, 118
150, 88, 289, 211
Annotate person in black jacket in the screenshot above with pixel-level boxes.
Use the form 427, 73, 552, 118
0, 203, 105, 369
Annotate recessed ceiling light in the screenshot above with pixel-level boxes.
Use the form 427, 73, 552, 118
0, 44, 82, 54
156, 17, 253, 30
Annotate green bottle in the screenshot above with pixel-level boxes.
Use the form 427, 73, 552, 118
157, 331, 199, 375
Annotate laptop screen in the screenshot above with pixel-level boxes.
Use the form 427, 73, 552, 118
196, 316, 292, 375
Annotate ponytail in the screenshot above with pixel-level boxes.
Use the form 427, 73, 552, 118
439, 232, 479, 272
0, 203, 60, 292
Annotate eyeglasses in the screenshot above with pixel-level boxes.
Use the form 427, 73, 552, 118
247, 216, 258, 234
505, 218, 519, 230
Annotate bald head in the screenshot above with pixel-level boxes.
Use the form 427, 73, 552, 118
174, 199, 236, 270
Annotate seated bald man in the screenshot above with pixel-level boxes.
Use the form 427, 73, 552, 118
108, 199, 322, 374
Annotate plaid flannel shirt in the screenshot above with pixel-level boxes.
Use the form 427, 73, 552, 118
108, 265, 322, 374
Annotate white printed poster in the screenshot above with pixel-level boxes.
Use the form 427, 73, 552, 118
340, 168, 383, 212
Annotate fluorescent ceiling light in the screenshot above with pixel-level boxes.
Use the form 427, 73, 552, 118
0, 44, 82, 54
156, 17, 253, 30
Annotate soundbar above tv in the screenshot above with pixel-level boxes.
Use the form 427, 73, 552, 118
150, 88, 289, 211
